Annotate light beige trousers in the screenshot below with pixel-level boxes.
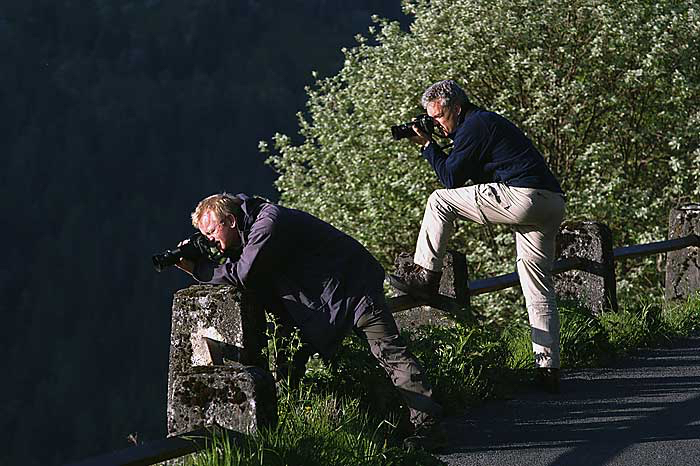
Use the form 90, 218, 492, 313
414, 183, 566, 368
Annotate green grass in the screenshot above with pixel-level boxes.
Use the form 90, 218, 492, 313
505, 302, 614, 370
506, 295, 700, 372
600, 294, 700, 353
182, 294, 700, 465
184, 386, 442, 466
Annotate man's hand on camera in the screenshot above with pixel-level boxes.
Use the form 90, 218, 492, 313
175, 258, 195, 275
409, 125, 431, 148
175, 238, 196, 275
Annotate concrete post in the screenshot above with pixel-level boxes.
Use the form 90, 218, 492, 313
168, 365, 277, 436
555, 221, 618, 315
666, 204, 700, 301
166, 285, 276, 436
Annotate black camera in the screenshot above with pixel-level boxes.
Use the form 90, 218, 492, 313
391, 113, 435, 140
152, 232, 221, 272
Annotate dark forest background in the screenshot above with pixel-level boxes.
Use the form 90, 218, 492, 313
0, 1, 407, 464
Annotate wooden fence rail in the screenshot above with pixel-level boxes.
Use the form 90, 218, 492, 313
388, 234, 700, 311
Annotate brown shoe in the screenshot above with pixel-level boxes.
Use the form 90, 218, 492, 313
388, 263, 442, 300
535, 368, 560, 394
403, 421, 449, 452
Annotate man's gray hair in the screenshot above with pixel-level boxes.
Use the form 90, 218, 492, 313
421, 80, 470, 110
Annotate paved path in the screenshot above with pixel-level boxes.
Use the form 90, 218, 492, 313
438, 338, 700, 466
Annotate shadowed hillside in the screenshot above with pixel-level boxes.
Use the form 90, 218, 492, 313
0, 1, 406, 464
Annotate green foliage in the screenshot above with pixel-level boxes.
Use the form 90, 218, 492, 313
407, 324, 506, 409
188, 295, 699, 465
266, 0, 700, 316
559, 303, 615, 367
662, 292, 700, 335
302, 323, 508, 416
506, 295, 700, 370
601, 299, 666, 352
601, 293, 700, 354
501, 322, 533, 370
187, 390, 442, 466
303, 333, 402, 421
504, 303, 613, 369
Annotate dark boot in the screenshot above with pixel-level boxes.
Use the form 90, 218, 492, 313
403, 421, 449, 452
388, 264, 442, 300
535, 367, 560, 394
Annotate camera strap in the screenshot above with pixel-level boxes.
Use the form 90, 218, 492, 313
474, 192, 500, 256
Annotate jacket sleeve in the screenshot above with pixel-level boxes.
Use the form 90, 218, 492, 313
422, 121, 483, 189
193, 215, 280, 289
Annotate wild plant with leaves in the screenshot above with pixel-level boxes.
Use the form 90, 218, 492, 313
264, 0, 700, 320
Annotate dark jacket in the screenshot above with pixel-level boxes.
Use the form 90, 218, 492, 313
192, 194, 386, 357
422, 108, 563, 193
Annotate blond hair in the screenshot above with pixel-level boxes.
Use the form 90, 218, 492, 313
191, 193, 243, 228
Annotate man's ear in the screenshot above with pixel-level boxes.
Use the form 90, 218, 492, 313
228, 214, 237, 229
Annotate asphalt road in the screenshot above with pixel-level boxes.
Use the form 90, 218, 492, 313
438, 338, 700, 466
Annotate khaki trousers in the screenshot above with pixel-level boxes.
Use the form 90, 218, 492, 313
414, 184, 566, 368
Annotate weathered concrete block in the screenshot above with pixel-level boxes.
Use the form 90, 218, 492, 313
666, 204, 700, 301
168, 365, 277, 436
555, 222, 618, 315
167, 285, 267, 416
392, 250, 469, 331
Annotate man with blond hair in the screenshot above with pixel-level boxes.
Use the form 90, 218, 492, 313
389, 80, 566, 393
176, 192, 446, 451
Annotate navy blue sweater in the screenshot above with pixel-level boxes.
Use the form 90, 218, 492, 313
422, 109, 563, 193
192, 194, 386, 358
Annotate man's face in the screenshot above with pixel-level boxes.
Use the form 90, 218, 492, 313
426, 101, 461, 137
198, 210, 239, 252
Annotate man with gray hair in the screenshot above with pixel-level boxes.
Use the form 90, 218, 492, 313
389, 80, 566, 393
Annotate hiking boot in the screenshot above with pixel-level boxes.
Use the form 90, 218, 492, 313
403, 421, 449, 452
535, 367, 560, 394
388, 264, 442, 300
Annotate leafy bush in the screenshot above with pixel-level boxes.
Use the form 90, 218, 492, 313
303, 334, 403, 424
505, 295, 700, 370
265, 0, 700, 318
